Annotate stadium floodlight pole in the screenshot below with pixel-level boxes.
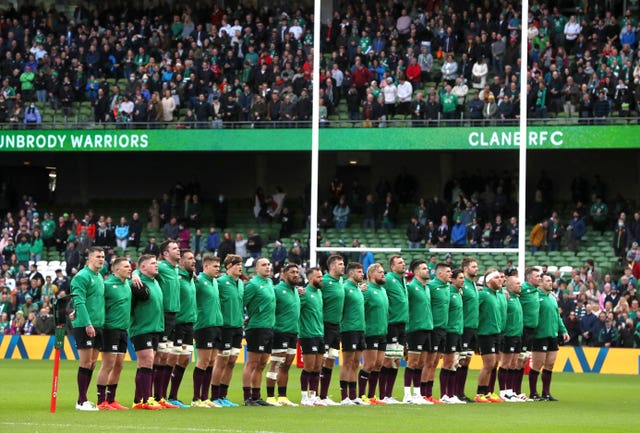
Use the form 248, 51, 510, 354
309, 0, 321, 267
50, 294, 76, 413
518, 0, 529, 276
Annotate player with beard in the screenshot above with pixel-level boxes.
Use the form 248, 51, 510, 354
339, 262, 367, 405
266, 263, 301, 406
380, 255, 408, 404
517, 267, 542, 399
489, 271, 508, 397
190, 254, 224, 408
318, 254, 346, 405
440, 269, 466, 404
299, 267, 326, 406
498, 275, 524, 402
475, 269, 504, 403
456, 257, 479, 402
529, 274, 569, 401
242, 257, 276, 406
402, 260, 433, 405
359, 263, 389, 405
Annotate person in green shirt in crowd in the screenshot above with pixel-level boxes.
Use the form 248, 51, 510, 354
318, 254, 345, 405
498, 274, 526, 402
210, 254, 244, 407
440, 268, 465, 404
423, 262, 451, 404
166, 249, 197, 408
153, 240, 182, 408
130, 254, 164, 410
242, 257, 276, 406
457, 257, 479, 403
190, 254, 223, 408
529, 273, 569, 402
96, 257, 132, 410
359, 263, 388, 405
41, 212, 55, 248
475, 269, 505, 404
518, 267, 541, 396
402, 259, 433, 405
71, 246, 106, 411
265, 263, 301, 407
299, 267, 326, 406
15, 235, 31, 266
380, 255, 408, 404
30, 229, 44, 262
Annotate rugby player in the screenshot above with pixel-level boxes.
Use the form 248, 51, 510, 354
71, 246, 106, 411
359, 263, 388, 405
319, 254, 346, 405
96, 257, 132, 410
529, 273, 570, 401
242, 257, 276, 406
403, 260, 432, 405
131, 254, 165, 410
210, 254, 244, 407
380, 255, 408, 404
489, 271, 508, 396
339, 262, 366, 405
266, 263, 301, 406
440, 268, 465, 404
456, 257, 479, 403
299, 267, 326, 406
498, 275, 525, 402
191, 254, 223, 408
517, 267, 542, 399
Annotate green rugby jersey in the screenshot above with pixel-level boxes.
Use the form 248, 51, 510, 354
103, 274, 131, 330
243, 275, 276, 330
156, 260, 180, 313
341, 280, 365, 332
478, 287, 502, 336
363, 282, 388, 337
406, 278, 433, 332
461, 277, 479, 329
71, 266, 105, 328
321, 274, 345, 325
194, 273, 223, 330
519, 282, 540, 329
176, 268, 196, 324
217, 274, 245, 327
129, 270, 164, 337
535, 289, 568, 339
446, 286, 464, 335
299, 284, 324, 338
496, 287, 508, 333
385, 271, 409, 324
274, 281, 300, 334
505, 294, 523, 337
428, 277, 450, 329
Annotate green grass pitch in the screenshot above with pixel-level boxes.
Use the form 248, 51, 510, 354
0, 360, 637, 433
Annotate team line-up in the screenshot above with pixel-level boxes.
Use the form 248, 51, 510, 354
69, 241, 567, 410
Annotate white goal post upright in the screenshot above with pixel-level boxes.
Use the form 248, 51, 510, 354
518, 0, 530, 275
309, 0, 321, 266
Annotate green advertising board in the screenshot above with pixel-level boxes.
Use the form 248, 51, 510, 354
0, 125, 636, 151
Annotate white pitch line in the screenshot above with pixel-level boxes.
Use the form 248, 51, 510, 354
0, 422, 283, 433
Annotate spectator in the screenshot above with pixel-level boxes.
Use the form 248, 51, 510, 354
190, 228, 206, 255
115, 217, 130, 251
143, 236, 159, 256
598, 318, 619, 347
332, 196, 350, 230
235, 233, 248, 259
34, 307, 54, 335
163, 217, 179, 240
564, 310, 581, 346
529, 219, 548, 255
450, 217, 467, 247
217, 232, 235, 264
271, 240, 287, 275
246, 230, 263, 259
206, 227, 220, 254
406, 216, 425, 249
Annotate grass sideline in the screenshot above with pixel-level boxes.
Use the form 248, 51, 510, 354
0, 360, 637, 433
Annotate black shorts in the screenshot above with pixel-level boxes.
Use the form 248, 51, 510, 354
73, 326, 103, 351
323, 322, 341, 351
461, 327, 478, 353
341, 331, 366, 352
444, 332, 462, 354
172, 322, 194, 346
364, 335, 387, 351
102, 328, 128, 353
406, 330, 431, 352
521, 327, 536, 352
161, 312, 177, 342
430, 327, 447, 353
299, 337, 325, 355
217, 327, 243, 351
532, 337, 559, 352
131, 332, 161, 352
501, 336, 522, 354
386, 322, 407, 345
273, 332, 298, 352
246, 328, 274, 353
194, 326, 222, 350
478, 334, 500, 355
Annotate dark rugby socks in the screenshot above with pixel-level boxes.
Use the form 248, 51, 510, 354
541, 369, 553, 395
358, 370, 370, 397
169, 365, 185, 400
319, 367, 332, 399
106, 384, 117, 403
498, 367, 509, 391
367, 371, 379, 398
77, 367, 93, 404
193, 367, 205, 401
203, 367, 213, 399
97, 384, 107, 404
529, 369, 540, 396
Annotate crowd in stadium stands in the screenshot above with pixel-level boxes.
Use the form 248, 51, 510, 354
0, 2, 639, 127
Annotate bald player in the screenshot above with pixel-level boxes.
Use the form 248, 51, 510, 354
299, 267, 326, 406
517, 267, 542, 399
498, 274, 524, 402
